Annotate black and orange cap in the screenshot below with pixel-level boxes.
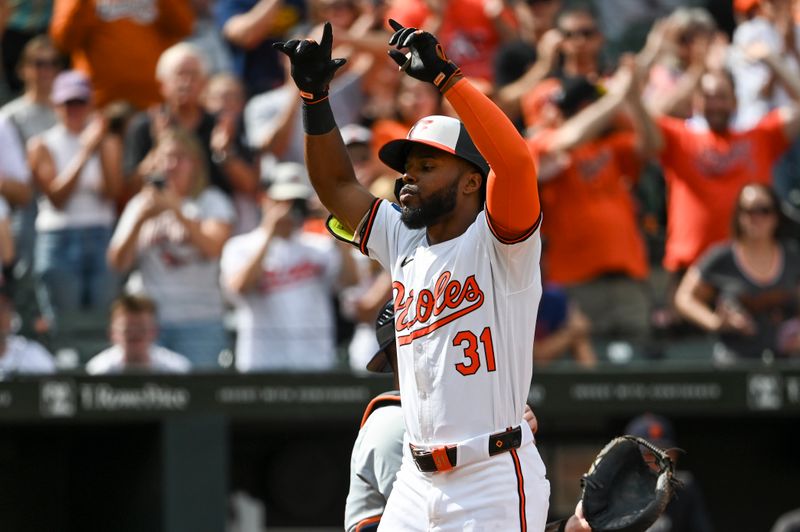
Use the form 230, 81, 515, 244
378, 115, 490, 178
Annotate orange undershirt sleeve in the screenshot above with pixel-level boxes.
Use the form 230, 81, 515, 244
444, 79, 541, 242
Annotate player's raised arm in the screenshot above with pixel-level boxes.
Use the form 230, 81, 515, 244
387, 19, 540, 242
273, 23, 376, 234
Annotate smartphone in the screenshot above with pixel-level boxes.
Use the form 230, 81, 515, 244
290, 198, 309, 221
146, 173, 167, 190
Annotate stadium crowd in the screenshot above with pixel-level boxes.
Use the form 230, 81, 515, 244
0, 0, 798, 374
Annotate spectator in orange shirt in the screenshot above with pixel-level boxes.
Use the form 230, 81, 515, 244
518, 5, 607, 132
371, 76, 443, 173
655, 47, 800, 276
528, 56, 662, 349
50, 0, 194, 110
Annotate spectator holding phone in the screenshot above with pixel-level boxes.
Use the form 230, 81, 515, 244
108, 127, 235, 369
221, 162, 357, 372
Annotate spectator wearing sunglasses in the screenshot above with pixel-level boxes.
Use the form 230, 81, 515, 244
1, 36, 60, 144
517, 5, 607, 132
550, 6, 606, 84
675, 183, 800, 364
1, 35, 61, 342
527, 58, 661, 354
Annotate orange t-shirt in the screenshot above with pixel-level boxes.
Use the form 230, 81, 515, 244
371, 118, 411, 167
658, 112, 790, 271
521, 78, 562, 131
51, 0, 194, 109
529, 131, 648, 284
386, 0, 515, 83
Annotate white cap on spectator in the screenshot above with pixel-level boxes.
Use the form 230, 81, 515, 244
341, 123, 372, 146
264, 162, 312, 201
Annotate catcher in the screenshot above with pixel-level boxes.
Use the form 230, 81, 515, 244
345, 301, 676, 531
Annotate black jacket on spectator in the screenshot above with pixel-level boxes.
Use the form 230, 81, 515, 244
123, 109, 251, 196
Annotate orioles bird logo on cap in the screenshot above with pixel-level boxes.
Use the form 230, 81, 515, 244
409, 118, 435, 137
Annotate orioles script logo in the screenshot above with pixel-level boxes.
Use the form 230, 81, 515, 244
393, 271, 484, 346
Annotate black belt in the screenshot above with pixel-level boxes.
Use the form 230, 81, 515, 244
410, 426, 523, 473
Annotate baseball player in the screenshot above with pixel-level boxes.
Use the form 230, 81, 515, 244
344, 301, 404, 532
275, 20, 548, 529
344, 301, 590, 532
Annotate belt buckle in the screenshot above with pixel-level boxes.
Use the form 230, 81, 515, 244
411, 444, 455, 473
430, 446, 454, 472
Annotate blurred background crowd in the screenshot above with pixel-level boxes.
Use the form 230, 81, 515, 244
0, 0, 798, 376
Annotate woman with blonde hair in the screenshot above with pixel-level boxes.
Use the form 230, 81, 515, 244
108, 127, 235, 368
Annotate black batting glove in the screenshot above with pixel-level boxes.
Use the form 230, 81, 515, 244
273, 22, 347, 103
387, 19, 461, 92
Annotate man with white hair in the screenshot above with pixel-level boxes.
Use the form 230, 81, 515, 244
123, 42, 257, 198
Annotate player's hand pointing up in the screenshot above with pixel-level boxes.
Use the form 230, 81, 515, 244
387, 19, 461, 92
273, 22, 347, 103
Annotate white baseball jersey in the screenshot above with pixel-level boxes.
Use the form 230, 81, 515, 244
358, 199, 543, 446
220, 228, 342, 371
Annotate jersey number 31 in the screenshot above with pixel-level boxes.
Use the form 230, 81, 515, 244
453, 327, 496, 376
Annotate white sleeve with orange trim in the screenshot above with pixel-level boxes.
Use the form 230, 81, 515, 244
357, 198, 541, 297
351, 199, 415, 268
475, 210, 543, 294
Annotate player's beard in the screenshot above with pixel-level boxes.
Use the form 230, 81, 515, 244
400, 178, 459, 229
